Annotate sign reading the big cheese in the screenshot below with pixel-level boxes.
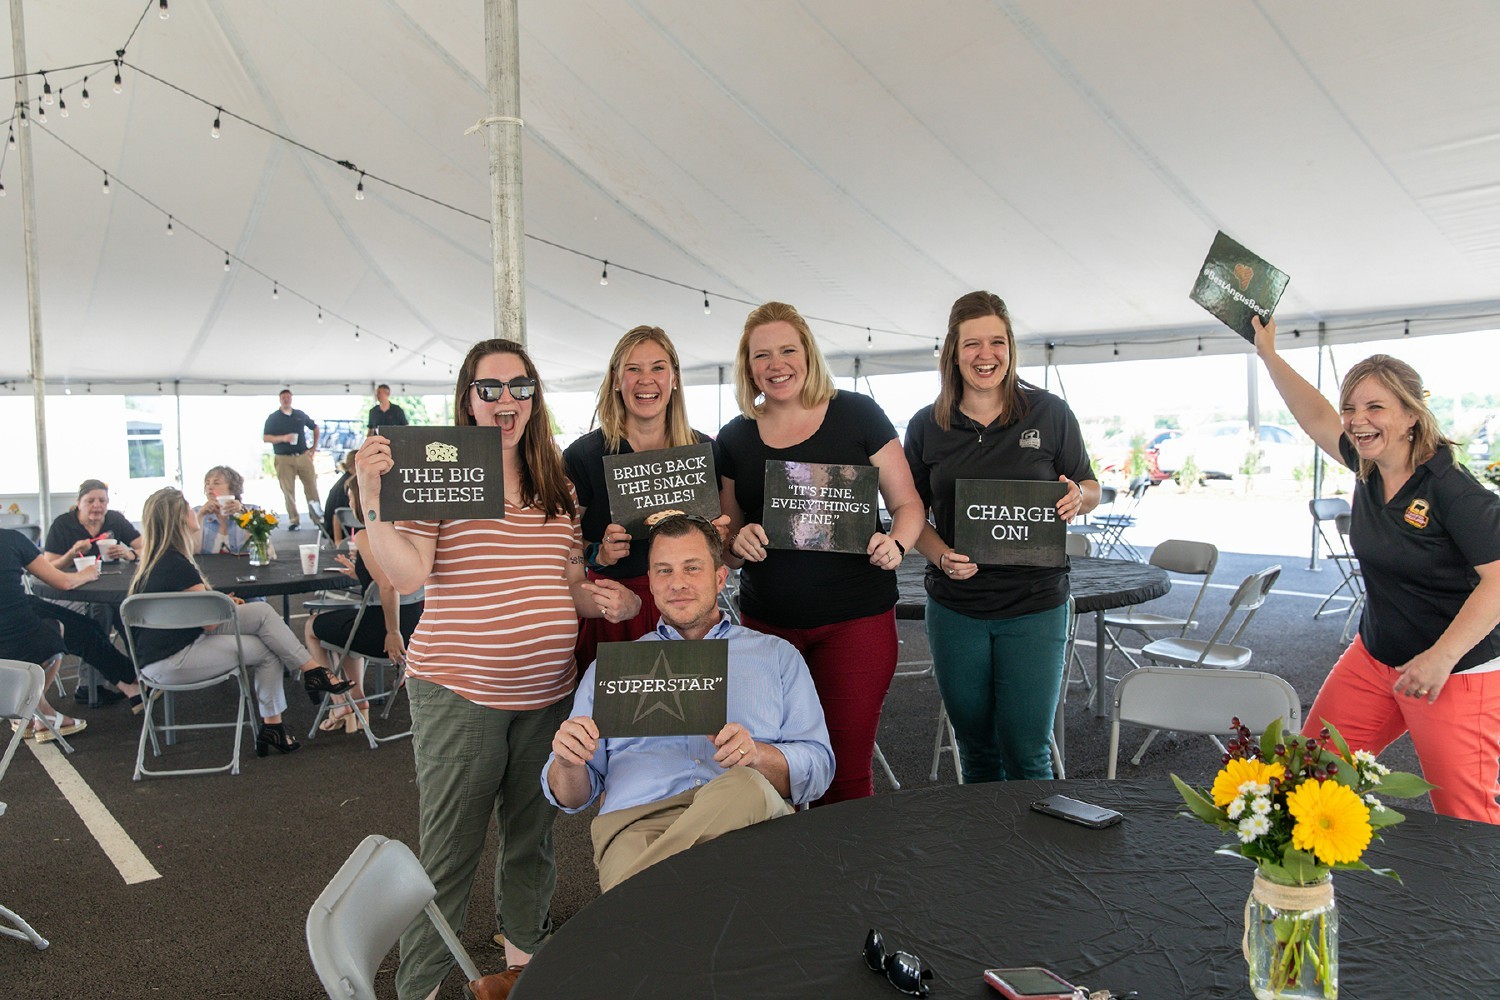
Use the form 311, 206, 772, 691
378, 426, 505, 521
953, 479, 1067, 567
603, 442, 720, 539
593, 639, 729, 738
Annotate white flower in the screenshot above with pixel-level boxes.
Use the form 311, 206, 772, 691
1237, 815, 1268, 843
1227, 798, 1246, 820
1251, 796, 1273, 816
1354, 749, 1377, 766
1364, 793, 1387, 813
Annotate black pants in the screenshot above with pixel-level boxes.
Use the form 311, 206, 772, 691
24, 597, 136, 685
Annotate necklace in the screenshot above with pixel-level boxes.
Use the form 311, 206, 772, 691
961, 408, 1001, 445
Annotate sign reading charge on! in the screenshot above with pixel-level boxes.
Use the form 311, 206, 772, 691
593, 639, 729, 738
377, 426, 506, 521
953, 479, 1067, 568
603, 442, 720, 539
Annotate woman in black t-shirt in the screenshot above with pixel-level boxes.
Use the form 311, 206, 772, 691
44, 479, 141, 563
128, 488, 351, 757
905, 291, 1098, 784
1256, 316, 1500, 823
563, 326, 723, 670
718, 302, 925, 805
0, 528, 142, 740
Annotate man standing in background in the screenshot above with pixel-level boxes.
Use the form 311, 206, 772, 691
262, 388, 320, 530
367, 383, 409, 433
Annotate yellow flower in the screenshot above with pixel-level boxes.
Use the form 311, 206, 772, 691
1210, 757, 1287, 807
1287, 779, 1372, 865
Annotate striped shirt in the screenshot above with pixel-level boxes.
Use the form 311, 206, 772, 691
397, 501, 582, 710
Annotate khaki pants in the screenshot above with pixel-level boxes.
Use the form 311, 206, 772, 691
590, 766, 793, 892
273, 451, 319, 524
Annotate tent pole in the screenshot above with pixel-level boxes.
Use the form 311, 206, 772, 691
484, 0, 527, 345
717, 365, 725, 427
174, 381, 185, 488
10, 0, 52, 525
1308, 323, 1326, 570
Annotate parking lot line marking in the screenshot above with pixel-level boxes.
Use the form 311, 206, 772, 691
25, 741, 161, 885
1174, 577, 1342, 601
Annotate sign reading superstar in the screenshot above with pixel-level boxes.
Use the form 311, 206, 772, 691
593, 639, 729, 738
953, 479, 1067, 567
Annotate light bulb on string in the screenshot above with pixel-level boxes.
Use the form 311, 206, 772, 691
211, 108, 221, 139
58, 91, 68, 118
80, 78, 90, 108
866, 328, 872, 346
41, 74, 52, 106
0, 180, 7, 198
101, 171, 109, 194
224, 252, 231, 272
1403, 319, 1410, 336
165, 215, 174, 235
316, 306, 323, 324
354, 172, 365, 200
703, 291, 711, 315
6, 125, 13, 145
113, 60, 123, 94
35, 98, 46, 125
158, 0, 169, 19
1113, 343, 1119, 357
600, 261, 609, 285
271, 281, 279, 300
933, 338, 940, 358
353, 326, 360, 340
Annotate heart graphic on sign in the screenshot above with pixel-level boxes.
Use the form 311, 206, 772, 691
1233, 263, 1254, 291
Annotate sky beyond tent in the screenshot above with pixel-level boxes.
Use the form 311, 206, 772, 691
3, 1, 1499, 395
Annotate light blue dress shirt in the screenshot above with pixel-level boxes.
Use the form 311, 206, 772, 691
196, 504, 255, 554
543, 616, 834, 815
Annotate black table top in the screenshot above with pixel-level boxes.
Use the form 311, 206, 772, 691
896, 556, 1171, 619
33, 551, 356, 604
513, 779, 1499, 999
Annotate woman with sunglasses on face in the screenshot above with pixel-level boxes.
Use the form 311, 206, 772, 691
717, 302, 926, 806
563, 325, 727, 671
357, 339, 641, 1000
126, 487, 352, 757
904, 291, 1098, 784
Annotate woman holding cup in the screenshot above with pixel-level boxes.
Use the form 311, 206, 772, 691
195, 466, 255, 554
44, 479, 140, 563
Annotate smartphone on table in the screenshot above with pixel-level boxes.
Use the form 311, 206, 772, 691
1030, 794, 1123, 829
984, 966, 1080, 999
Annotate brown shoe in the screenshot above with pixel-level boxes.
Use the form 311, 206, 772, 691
468, 965, 524, 1000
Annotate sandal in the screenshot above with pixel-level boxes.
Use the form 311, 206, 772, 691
33, 713, 88, 743
319, 706, 354, 733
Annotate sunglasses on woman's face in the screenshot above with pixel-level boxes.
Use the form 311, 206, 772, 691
469, 377, 537, 403
863, 929, 935, 997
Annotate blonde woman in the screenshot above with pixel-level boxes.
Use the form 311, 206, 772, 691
127, 488, 351, 756
563, 325, 724, 670
716, 301, 925, 805
1256, 315, 1500, 823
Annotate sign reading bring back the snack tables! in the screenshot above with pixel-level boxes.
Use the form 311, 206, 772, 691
377, 426, 505, 521
603, 442, 719, 539
954, 479, 1067, 567
593, 639, 729, 738
762, 460, 879, 554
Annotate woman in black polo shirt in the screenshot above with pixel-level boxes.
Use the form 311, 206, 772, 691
45, 479, 140, 563
904, 290, 1098, 784
1256, 316, 1500, 823
718, 301, 925, 805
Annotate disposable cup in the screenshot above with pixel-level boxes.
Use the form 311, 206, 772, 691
99, 537, 120, 562
299, 543, 319, 575
74, 556, 97, 573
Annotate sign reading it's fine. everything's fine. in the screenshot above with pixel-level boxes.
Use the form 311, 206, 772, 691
378, 426, 505, 521
761, 460, 879, 554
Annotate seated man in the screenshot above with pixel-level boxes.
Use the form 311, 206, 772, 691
543, 514, 833, 892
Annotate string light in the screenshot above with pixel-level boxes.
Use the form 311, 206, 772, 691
224, 251, 231, 271
600, 261, 609, 285
933, 338, 940, 358
703, 291, 710, 315
101, 171, 109, 194
211, 107, 221, 139
0, 180, 6, 198
113, 59, 123, 94
353, 326, 360, 340
867, 328, 873, 346
166, 215, 174, 235
1403, 319, 1410, 336
17, 105, 26, 128
58, 90, 68, 118
80, 78, 90, 108
35, 98, 46, 125
271, 281, 279, 300
354, 172, 365, 200
6, 125, 13, 146
1113, 343, 1119, 357
158, 0, 170, 19
1197, 338, 1203, 352
317, 306, 323, 323
41, 73, 53, 106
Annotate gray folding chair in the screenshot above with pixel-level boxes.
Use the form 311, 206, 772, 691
1107, 666, 1301, 778
307, 834, 484, 1000
1333, 513, 1364, 642
1066, 484, 1116, 550
1101, 539, 1219, 673
307, 583, 413, 749
1310, 498, 1360, 620
120, 592, 256, 780
1092, 476, 1149, 560
0, 660, 49, 949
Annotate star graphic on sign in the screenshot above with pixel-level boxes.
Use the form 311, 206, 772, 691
626, 649, 687, 724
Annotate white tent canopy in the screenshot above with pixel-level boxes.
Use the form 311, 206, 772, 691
4, 1, 1499, 396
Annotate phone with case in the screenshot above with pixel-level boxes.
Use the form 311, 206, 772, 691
1030, 794, 1123, 829
984, 966, 1079, 999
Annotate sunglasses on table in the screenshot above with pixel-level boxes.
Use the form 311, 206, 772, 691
864, 929, 935, 997
468, 377, 537, 402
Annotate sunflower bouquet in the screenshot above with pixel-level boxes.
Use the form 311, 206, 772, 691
235, 508, 280, 564
1483, 460, 1500, 491
1172, 717, 1433, 999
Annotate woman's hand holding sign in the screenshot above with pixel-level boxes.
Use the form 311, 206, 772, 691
866, 532, 905, 571
596, 522, 631, 568
938, 549, 977, 581
1055, 475, 1084, 524
354, 433, 392, 511
581, 578, 643, 623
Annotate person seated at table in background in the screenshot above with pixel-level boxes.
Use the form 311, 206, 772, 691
0, 527, 143, 740
304, 477, 424, 733
45, 478, 140, 563
563, 325, 725, 672
716, 301, 924, 807
127, 487, 352, 757
321, 451, 358, 547
1255, 316, 1500, 824
543, 514, 833, 893
195, 465, 256, 554
904, 290, 1098, 784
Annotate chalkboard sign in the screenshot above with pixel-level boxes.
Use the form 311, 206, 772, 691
1188, 230, 1290, 344
603, 442, 719, 539
762, 461, 880, 554
377, 426, 505, 521
953, 479, 1067, 567
593, 639, 729, 738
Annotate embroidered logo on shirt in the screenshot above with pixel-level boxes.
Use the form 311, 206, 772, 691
1019, 429, 1041, 450
1403, 498, 1430, 529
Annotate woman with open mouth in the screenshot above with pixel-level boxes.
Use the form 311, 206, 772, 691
1256, 315, 1500, 823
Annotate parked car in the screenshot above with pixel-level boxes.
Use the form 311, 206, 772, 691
1154, 422, 1305, 481
1100, 430, 1180, 484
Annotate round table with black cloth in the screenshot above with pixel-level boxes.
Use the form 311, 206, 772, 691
513, 778, 1500, 999
29, 551, 357, 614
